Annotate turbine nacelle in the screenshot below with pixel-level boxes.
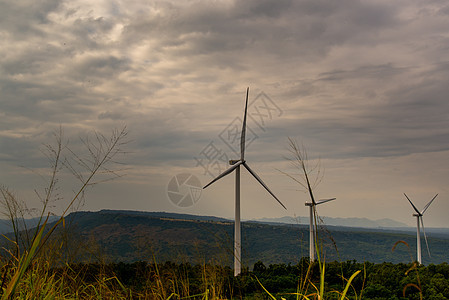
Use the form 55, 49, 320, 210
305, 197, 336, 262
305, 198, 336, 207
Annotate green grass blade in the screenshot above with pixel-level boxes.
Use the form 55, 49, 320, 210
2, 219, 47, 299
319, 258, 325, 298
254, 275, 278, 300
340, 270, 361, 300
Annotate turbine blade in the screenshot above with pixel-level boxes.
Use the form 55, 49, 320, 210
242, 162, 287, 210
316, 198, 336, 205
421, 194, 438, 215
240, 87, 249, 161
420, 217, 431, 258
404, 193, 421, 215
203, 161, 243, 189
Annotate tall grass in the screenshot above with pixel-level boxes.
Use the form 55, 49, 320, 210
0, 127, 129, 299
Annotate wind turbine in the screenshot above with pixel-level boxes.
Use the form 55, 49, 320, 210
305, 198, 336, 262
404, 193, 438, 264
203, 87, 287, 276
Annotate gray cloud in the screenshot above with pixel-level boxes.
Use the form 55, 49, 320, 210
276, 61, 449, 159
0, 0, 61, 38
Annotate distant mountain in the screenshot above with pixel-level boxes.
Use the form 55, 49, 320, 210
97, 211, 409, 229
9, 209, 444, 267
0, 215, 60, 234
252, 216, 409, 228
97, 209, 231, 223
0, 211, 409, 235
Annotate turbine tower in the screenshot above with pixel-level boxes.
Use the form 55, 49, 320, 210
404, 193, 438, 264
203, 87, 287, 276
305, 198, 336, 262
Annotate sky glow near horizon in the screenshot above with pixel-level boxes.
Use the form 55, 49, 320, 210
1, 0, 449, 227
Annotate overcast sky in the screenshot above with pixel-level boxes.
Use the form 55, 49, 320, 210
1, 0, 449, 228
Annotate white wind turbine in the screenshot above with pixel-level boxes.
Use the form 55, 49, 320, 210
283, 138, 335, 263
404, 193, 438, 264
306, 197, 336, 262
203, 87, 287, 276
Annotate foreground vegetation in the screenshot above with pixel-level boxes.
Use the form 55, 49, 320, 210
2, 257, 449, 299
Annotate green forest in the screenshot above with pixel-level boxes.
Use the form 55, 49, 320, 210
42, 259, 449, 299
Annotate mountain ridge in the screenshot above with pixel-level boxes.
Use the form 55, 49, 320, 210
96, 210, 412, 229
251, 215, 409, 228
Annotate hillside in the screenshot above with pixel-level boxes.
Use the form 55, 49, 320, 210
0, 216, 60, 234
38, 210, 449, 267
252, 216, 408, 228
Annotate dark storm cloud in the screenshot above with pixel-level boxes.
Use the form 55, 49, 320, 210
0, 0, 61, 38
276, 60, 449, 159
121, 0, 398, 62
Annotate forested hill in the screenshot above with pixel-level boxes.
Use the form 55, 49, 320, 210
54, 210, 449, 266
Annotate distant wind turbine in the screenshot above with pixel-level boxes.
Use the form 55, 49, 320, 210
306, 198, 336, 262
203, 87, 287, 276
281, 138, 335, 263
404, 193, 438, 264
